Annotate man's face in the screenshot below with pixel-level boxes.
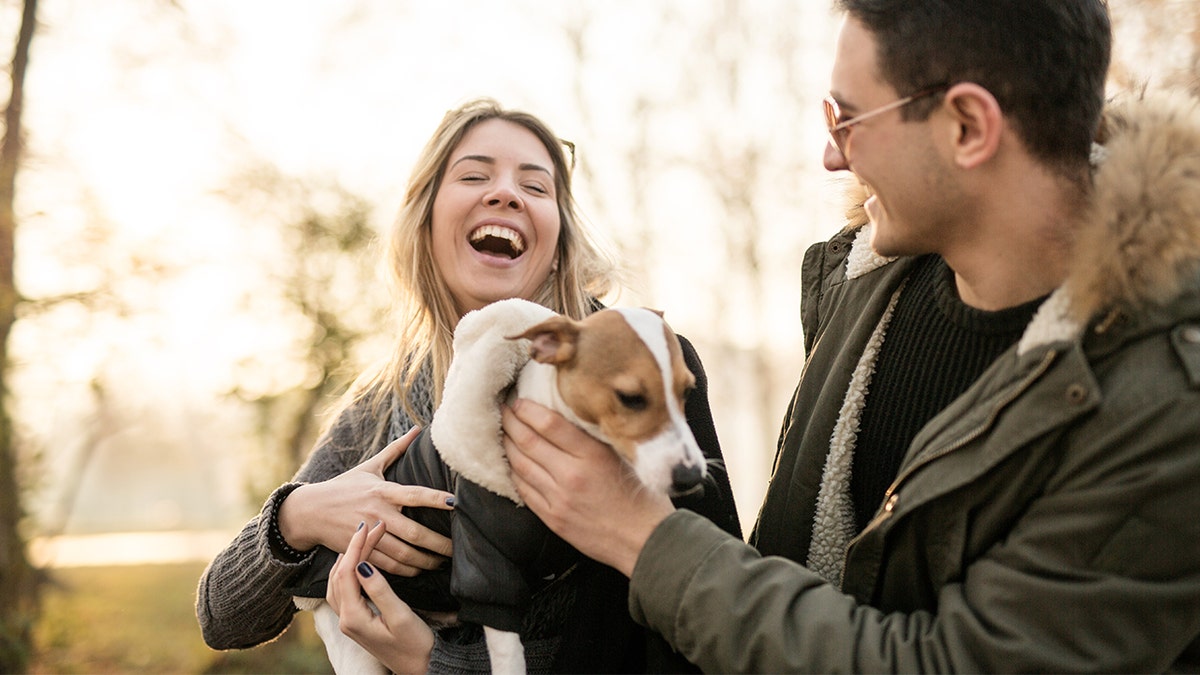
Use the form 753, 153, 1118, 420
825, 16, 953, 258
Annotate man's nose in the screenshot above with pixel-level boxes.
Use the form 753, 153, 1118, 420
823, 140, 849, 172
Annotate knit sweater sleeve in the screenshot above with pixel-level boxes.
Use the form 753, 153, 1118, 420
195, 395, 382, 650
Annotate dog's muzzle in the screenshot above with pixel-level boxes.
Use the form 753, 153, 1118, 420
669, 462, 705, 497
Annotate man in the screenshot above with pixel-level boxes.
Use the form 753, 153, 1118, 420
504, 0, 1200, 671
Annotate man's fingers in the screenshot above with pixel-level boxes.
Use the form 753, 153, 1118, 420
506, 443, 552, 517
504, 399, 570, 454
504, 430, 549, 489
506, 399, 609, 460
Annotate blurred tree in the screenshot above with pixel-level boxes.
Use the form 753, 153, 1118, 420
219, 164, 389, 500
0, 0, 38, 669
556, 1, 826, 526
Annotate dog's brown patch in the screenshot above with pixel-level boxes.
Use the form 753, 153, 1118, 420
515, 310, 694, 465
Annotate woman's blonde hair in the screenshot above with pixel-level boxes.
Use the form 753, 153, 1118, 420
355, 98, 619, 442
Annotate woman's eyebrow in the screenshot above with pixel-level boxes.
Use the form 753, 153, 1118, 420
519, 163, 552, 177
450, 154, 494, 169
449, 154, 552, 177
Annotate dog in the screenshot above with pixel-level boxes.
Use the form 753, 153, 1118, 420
292, 298, 708, 674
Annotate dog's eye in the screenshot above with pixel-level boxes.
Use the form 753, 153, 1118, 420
617, 391, 648, 411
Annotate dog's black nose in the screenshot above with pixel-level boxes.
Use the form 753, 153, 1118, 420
671, 463, 704, 495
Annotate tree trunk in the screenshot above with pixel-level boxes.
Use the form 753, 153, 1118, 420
0, 0, 38, 670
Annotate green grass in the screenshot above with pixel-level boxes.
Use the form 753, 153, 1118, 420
29, 563, 332, 674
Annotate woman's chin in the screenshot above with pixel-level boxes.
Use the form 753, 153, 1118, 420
456, 284, 543, 313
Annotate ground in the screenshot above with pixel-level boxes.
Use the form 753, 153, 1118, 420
30, 562, 331, 674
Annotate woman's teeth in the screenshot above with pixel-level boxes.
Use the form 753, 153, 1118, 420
470, 225, 526, 258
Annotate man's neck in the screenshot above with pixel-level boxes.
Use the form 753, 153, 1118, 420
946, 165, 1080, 311
951, 245, 1066, 310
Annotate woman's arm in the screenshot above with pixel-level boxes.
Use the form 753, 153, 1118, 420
278, 429, 455, 576
196, 405, 453, 649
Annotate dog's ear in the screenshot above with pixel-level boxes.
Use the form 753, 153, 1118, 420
510, 317, 580, 365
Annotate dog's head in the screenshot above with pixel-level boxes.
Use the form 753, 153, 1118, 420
511, 307, 707, 496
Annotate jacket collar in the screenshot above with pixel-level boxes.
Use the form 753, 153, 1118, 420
841, 92, 1200, 354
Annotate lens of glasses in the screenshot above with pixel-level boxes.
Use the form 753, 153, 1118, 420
823, 97, 846, 154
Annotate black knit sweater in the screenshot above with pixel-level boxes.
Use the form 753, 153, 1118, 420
851, 255, 1044, 532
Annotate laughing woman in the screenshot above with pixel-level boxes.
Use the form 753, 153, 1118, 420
195, 98, 741, 673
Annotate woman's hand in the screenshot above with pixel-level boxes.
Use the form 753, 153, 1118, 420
278, 426, 455, 576
327, 521, 434, 675
502, 400, 674, 577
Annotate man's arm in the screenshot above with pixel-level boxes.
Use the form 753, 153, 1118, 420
503, 394, 1200, 674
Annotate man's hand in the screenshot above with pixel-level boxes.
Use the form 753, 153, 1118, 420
502, 399, 674, 577
327, 521, 434, 675
278, 426, 455, 576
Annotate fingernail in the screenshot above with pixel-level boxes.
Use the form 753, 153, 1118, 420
372, 520, 382, 530
445, 496, 456, 507
356, 521, 365, 531
357, 562, 374, 578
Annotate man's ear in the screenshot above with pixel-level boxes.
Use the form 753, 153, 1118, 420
941, 82, 1003, 169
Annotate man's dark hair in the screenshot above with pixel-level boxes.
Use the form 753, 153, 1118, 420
835, 0, 1111, 175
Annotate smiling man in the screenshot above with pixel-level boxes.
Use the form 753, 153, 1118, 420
503, 0, 1200, 671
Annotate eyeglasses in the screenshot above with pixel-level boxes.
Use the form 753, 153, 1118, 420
823, 84, 948, 157
560, 138, 576, 172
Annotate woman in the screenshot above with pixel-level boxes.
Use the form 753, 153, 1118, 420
196, 98, 741, 672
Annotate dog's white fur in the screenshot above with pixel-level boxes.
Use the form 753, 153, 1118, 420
302, 298, 706, 674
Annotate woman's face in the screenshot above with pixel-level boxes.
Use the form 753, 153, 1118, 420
431, 118, 562, 316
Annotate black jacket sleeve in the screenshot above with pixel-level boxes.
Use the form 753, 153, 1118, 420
672, 333, 742, 539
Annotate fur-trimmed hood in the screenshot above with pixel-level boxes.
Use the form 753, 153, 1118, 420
840, 91, 1200, 353
1064, 92, 1200, 320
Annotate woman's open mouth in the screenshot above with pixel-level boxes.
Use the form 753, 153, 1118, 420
469, 224, 526, 260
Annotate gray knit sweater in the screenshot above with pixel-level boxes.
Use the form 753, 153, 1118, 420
194, 371, 446, 652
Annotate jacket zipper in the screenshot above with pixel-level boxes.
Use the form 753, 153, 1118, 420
839, 348, 1061, 577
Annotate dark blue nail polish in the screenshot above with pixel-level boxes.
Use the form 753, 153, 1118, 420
357, 561, 374, 578
356, 521, 365, 531
445, 496, 456, 507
